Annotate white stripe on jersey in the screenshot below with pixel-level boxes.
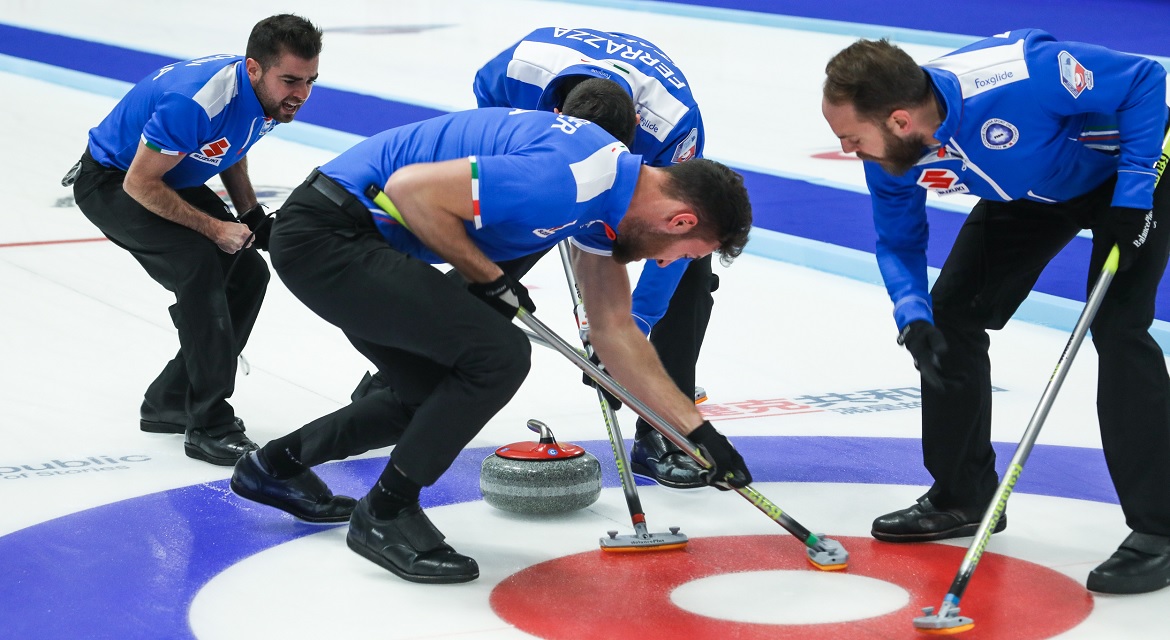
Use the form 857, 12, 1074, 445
191, 62, 240, 120
927, 38, 1029, 99
569, 142, 627, 203
568, 237, 612, 257
507, 40, 689, 142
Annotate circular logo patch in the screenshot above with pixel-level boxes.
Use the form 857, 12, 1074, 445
981, 118, 1019, 150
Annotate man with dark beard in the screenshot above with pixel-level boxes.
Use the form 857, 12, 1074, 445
351, 27, 722, 491
822, 32, 1170, 595
229, 104, 753, 583
69, 14, 322, 465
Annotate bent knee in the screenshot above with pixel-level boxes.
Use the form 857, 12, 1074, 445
469, 327, 532, 388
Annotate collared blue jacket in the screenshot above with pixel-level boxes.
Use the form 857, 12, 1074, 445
865, 29, 1168, 329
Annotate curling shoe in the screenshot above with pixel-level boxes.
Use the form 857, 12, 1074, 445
630, 430, 705, 490
871, 495, 1005, 543
346, 498, 479, 584
184, 422, 257, 466
230, 451, 356, 523
1087, 532, 1170, 594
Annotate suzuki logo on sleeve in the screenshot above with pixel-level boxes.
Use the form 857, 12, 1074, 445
190, 137, 231, 166
917, 169, 960, 190
201, 138, 231, 158
917, 168, 969, 195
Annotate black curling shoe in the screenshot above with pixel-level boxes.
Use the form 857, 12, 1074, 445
185, 424, 257, 466
630, 430, 705, 490
346, 498, 479, 584
1087, 532, 1170, 594
230, 451, 356, 523
871, 495, 1006, 543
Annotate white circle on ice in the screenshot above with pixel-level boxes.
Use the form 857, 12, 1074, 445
669, 570, 909, 624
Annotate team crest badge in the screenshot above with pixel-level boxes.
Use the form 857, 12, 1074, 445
1059, 50, 1094, 98
671, 128, 699, 163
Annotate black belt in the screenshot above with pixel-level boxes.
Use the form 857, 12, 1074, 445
306, 170, 353, 208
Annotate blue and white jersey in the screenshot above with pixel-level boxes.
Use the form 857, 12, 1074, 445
474, 27, 706, 332
474, 27, 704, 168
87, 55, 275, 189
320, 107, 642, 265
865, 29, 1169, 329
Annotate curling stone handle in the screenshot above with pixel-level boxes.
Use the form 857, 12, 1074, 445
527, 419, 556, 444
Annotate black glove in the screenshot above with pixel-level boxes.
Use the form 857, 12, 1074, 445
1102, 206, 1154, 272
898, 320, 948, 391
582, 351, 622, 410
688, 421, 752, 490
467, 274, 535, 319
238, 204, 273, 251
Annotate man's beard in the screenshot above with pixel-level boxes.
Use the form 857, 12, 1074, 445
611, 217, 678, 265
859, 128, 928, 176
255, 82, 299, 123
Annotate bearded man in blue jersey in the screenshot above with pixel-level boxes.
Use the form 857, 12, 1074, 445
70, 14, 322, 465
823, 30, 1170, 594
353, 26, 720, 490
477, 28, 721, 490
228, 102, 753, 584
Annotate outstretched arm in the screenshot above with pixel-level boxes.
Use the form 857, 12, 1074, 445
574, 246, 751, 488
573, 246, 703, 434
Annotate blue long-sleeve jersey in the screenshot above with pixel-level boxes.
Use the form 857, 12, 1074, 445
474, 27, 707, 333
865, 29, 1168, 330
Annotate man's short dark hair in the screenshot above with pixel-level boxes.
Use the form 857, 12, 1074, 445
823, 38, 931, 121
662, 159, 752, 264
246, 14, 323, 69
560, 77, 637, 147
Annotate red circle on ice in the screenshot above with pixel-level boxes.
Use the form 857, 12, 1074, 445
490, 535, 1093, 639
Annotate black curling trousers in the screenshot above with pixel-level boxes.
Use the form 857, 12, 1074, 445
923, 175, 1170, 536
72, 151, 268, 433
267, 173, 531, 486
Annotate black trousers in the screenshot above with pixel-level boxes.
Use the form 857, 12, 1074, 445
924, 175, 1170, 536
268, 173, 531, 486
72, 151, 268, 433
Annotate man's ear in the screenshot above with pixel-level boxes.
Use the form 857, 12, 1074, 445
667, 212, 698, 232
887, 109, 913, 135
246, 58, 263, 83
